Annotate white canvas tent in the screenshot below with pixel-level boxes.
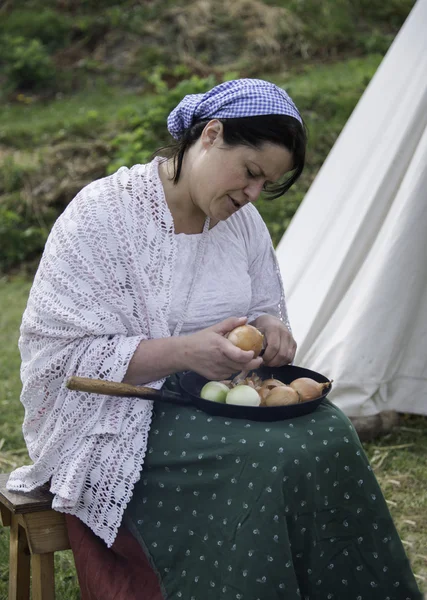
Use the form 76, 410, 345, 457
276, 0, 427, 417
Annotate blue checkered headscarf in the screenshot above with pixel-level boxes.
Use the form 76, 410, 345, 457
167, 78, 302, 140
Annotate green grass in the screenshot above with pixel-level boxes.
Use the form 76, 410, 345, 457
0, 277, 426, 597
364, 421, 427, 591
0, 277, 80, 599
0, 85, 149, 148
0, 277, 30, 454
0, 53, 383, 152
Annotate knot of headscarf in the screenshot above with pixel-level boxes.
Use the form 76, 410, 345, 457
167, 78, 302, 140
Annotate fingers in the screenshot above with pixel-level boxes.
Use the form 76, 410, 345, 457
221, 339, 255, 364
186, 324, 263, 381
204, 355, 263, 381
260, 329, 280, 364
218, 338, 263, 373
196, 353, 262, 381
262, 329, 297, 367
244, 356, 264, 371
192, 317, 297, 378
209, 316, 248, 336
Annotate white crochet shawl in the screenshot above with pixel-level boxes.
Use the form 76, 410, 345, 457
7, 160, 178, 547
7, 157, 290, 547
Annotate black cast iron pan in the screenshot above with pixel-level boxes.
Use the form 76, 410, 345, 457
67, 365, 332, 422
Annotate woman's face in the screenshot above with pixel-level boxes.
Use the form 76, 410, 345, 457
187, 120, 295, 221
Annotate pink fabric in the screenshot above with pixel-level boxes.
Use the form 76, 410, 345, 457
66, 514, 164, 600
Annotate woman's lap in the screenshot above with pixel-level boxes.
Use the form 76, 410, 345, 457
124, 400, 422, 600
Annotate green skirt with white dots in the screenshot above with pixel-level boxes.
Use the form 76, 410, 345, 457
123, 381, 421, 600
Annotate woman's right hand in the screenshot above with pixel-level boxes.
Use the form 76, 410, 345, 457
180, 316, 263, 380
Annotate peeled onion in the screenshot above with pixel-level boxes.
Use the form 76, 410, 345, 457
226, 385, 261, 407
264, 386, 300, 407
219, 380, 233, 389
289, 377, 331, 402
227, 325, 264, 357
200, 381, 229, 403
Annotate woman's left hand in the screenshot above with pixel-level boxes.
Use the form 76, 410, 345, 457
251, 314, 297, 367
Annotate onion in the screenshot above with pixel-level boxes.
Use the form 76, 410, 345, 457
258, 386, 271, 406
219, 380, 233, 389
227, 325, 264, 357
260, 378, 285, 391
226, 385, 261, 407
289, 377, 332, 402
200, 381, 230, 403
264, 386, 300, 406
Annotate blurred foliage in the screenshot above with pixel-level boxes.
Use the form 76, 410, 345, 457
0, 0, 415, 270
0, 9, 73, 52
109, 70, 217, 172
0, 53, 384, 271
0, 87, 143, 148
0, 156, 31, 194
0, 36, 57, 92
0, 157, 48, 271
0, 0, 415, 98
265, 0, 414, 25
0, 207, 48, 272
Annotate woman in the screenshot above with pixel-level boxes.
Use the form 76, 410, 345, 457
8, 79, 421, 599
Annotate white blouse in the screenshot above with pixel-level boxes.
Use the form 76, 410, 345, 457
169, 207, 284, 335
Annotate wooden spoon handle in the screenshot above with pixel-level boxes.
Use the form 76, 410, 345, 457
66, 376, 161, 399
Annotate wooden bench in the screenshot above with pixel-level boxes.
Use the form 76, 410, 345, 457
0, 473, 71, 600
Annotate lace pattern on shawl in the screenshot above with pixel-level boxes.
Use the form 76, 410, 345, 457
7, 159, 177, 546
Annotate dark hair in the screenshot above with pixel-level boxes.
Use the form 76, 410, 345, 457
156, 114, 307, 200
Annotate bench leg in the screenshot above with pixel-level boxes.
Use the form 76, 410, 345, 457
32, 553, 55, 600
9, 517, 30, 600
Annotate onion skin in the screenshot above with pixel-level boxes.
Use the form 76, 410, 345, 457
227, 325, 264, 357
289, 378, 331, 402
260, 378, 285, 391
258, 386, 271, 406
264, 386, 300, 406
